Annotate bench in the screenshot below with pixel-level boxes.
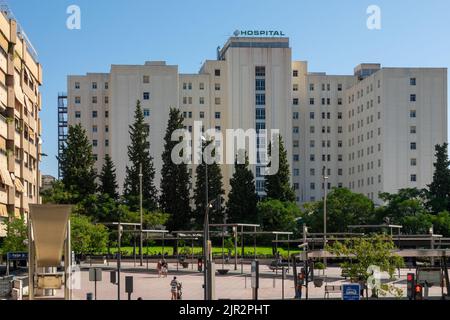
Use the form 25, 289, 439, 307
324, 285, 342, 299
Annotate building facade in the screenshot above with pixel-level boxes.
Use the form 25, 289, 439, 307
66, 36, 447, 206
0, 9, 43, 236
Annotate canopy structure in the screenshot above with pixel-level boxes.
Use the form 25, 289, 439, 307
28, 204, 72, 300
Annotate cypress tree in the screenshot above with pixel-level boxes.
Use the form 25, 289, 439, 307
428, 143, 450, 213
264, 135, 296, 202
59, 124, 97, 202
160, 108, 192, 232
99, 154, 119, 200
123, 100, 157, 211
193, 141, 225, 226
226, 151, 258, 223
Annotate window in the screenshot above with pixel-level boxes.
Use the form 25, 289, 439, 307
410, 142, 417, 150
199, 97, 205, 105
309, 112, 315, 119
144, 109, 150, 117
105, 111, 109, 118
310, 98, 315, 105
92, 82, 97, 89
199, 112, 205, 119
256, 79, 265, 91
256, 94, 266, 106
293, 140, 299, 148
104, 82, 109, 89
143, 75, 150, 84
309, 83, 314, 91
327, 84, 331, 91
215, 112, 221, 119
215, 83, 221, 91
199, 82, 205, 90
338, 98, 342, 105
93, 154, 98, 161
293, 154, 299, 162
105, 125, 109, 133
410, 126, 416, 134
293, 112, 299, 120
215, 69, 221, 76
92, 111, 98, 118
188, 97, 193, 104
92, 125, 98, 133
104, 96, 109, 104
411, 158, 417, 166
105, 140, 109, 147
294, 169, 300, 176
255, 66, 266, 77
310, 183, 315, 190
410, 78, 416, 86
322, 84, 326, 91
183, 83, 187, 90
411, 174, 417, 182
143, 92, 150, 100
256, 109, 266, 120
293, 84, 299, 91
337, 83, 342, 91
215, 97, 221, 105
310, 140, 315, 148
92, 96, 97, 104
293, 127, 299, 134
410, 94, 416, 102
310, 126, 315, 134
338, 112, 342, 119
410, 110, 416, 118
75, 111, 81, 118
75, 97, 81, 104
75, 82, 80, 89
92, 140, 98, 147
293, 98, 299, 105
293, 70, 298, 77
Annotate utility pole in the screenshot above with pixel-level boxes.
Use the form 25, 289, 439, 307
139, 163, 143, 266
323, 166, 328, 268
203, 136, 209, 301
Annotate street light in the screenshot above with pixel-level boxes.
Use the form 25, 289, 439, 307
139, 163, 143, 266
322, 166, 328, 267
201, 135, 210, 300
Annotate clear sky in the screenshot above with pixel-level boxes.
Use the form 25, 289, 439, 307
5, 0, 450, 177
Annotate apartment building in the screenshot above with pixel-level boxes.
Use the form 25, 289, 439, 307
66, 36, 447, 206
0, 9, 43, 236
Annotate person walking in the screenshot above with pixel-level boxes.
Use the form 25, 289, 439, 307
157, 260, 162, 278
170, 277, 180, 300
162, 259, 168, 277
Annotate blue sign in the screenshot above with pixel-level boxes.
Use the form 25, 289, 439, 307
7, 252, 28, 261
342, 284, 361, 301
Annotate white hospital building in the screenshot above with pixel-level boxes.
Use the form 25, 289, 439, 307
64, 35, 447, 205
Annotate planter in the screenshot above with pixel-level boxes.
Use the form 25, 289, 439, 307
217, 269, 229, 275
313, 278, 324, 288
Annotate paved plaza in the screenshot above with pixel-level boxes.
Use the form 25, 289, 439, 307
61, 262, 445, 300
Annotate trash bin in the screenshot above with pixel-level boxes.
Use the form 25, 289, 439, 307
86, 292, 93, 300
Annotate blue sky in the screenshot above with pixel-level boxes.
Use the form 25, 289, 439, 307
5, 0, 450, 177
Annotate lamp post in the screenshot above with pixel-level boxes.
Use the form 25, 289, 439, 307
202, 136, 209, 300
322, 166, 328, 267
139, 164, 143, 266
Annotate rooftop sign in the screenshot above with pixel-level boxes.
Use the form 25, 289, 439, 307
233, 30, 286, 37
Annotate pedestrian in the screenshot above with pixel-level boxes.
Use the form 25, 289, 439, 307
157, 260, 162, 278
297, 268, 305, 299
162, 259, 168, 277
170, 277, 179, 300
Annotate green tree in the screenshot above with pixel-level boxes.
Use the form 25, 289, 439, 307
377, 188, 431, 234
265, 136, 295, 202
428, 143, 450, 214
123, 100, 157, 212
327, 235, 404, 297
303, 188, 375, 233
41, 180, 74, 204
1, 218, 27, 254
193, 141, 225, 226
226, 152, 258, 224
99, 154, 119, 200
58, 124, 97, 202
257, 199, 301, 233
160, 108, 192, 233
71, 214, 109, 255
